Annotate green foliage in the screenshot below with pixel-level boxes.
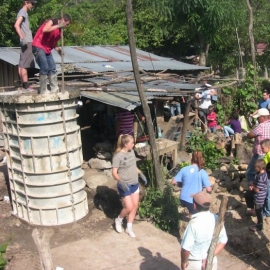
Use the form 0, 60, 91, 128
138, 183, 180, 232
0, 237, 11, 270
236, 63, 258, 116
215, 86, 235, 126
179, 161, 190, 169
186, 130, 224, 170
139, 160, 155, 187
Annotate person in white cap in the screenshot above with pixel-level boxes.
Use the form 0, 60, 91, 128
246, 108, 270, 183
180, 191, 227, 270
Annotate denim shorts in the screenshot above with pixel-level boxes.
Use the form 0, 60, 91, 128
180, 199, 196, 214
117, 182, 139, 197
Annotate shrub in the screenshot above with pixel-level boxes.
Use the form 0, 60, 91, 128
138, 183, 180, 233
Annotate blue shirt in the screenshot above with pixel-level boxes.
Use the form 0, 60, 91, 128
174, 165, 211, 203
258, 99, 270, 109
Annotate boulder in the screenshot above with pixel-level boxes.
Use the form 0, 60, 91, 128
84, 174, 108, 189
96, 151, 112, 160
211, 170, 227, 181
218, 156, 234, 164
239, 178, 249, 191
220, 165, 228, 172
208, 176, 216, 186
94, 140, 113, 152
81, 162, 89, 169
205, 168, 212, 175
88, 158, 112, 170
239, 164, 248, 170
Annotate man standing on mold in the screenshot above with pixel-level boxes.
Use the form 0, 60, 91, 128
32, 14, 71, 94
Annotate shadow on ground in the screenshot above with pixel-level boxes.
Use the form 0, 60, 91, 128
93, 185, 122, 219
138, 247, 179, 270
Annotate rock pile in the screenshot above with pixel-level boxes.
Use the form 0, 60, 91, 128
83, 141, 114, 190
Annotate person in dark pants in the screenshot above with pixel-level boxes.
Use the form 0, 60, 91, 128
245, 159, 268, 232
32, 14, 71, 94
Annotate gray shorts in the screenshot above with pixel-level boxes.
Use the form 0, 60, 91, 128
19, 43, 35, 68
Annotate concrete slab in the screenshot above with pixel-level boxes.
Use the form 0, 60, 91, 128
51, 221, 252, 270
52, 221, 180, 270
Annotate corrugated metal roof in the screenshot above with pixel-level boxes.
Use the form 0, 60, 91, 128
80, 91, 141, 110
0, 46, 208, 73
80, 90, 186, 111
81, 76, 198, 91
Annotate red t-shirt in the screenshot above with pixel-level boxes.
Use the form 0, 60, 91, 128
32, 18, 61, 54
206, 111, 217, 127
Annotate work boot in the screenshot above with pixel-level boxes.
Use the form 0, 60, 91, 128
39, 75, 50, 94
48, 74, 59, 93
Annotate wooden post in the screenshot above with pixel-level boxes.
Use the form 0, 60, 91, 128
126, 0, 164, 190
265, 66, 269, 80
32, 228, 54, 270
180, 96, 191, 151
206, 196, 228, 270
194, 98, 198, 128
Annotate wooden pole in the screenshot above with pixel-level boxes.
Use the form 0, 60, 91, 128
180, 96, 191, 151
61, 11, 65, 93
126, 0, 163, 190
32, 228, 54, 270
206, 195, 228, 270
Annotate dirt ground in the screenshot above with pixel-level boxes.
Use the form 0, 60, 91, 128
1, 158, 270, 270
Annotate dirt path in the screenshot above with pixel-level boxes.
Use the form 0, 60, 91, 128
0, 163, 270, 269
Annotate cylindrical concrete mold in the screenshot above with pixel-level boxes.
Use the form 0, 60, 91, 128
0, 90, 88, 225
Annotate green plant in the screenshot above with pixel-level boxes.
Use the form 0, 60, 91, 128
179, 161, 190, 169
186, 131, 224, 170
139, 160, 155, 187
138, 183, 180, 232
0, 237, 11, 270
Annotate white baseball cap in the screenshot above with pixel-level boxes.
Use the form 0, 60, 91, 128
253, 108, 270, 118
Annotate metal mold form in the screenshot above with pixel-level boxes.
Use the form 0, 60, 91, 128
0, 90, 89, 225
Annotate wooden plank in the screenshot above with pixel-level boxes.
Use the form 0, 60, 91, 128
162, 112, 195, 141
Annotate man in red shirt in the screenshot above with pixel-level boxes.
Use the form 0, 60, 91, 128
32, 14, 71, 94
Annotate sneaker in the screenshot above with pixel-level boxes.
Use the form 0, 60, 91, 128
114, 218, 122, 233
126, 227, 136, 238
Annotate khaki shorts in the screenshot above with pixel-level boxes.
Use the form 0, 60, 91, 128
19, 43, 35, 68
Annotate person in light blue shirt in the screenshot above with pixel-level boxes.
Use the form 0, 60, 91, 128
172, 151, 212, 215
250, 90, 270, 117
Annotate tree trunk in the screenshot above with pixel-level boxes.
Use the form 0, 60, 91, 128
32, 228, 54, 270
199, 36, 210, 66
126, 0, 164, 190
246, 0, 256, 74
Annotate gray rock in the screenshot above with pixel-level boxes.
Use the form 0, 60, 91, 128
85, 174, 108, 189
208, 176, 216, 186
211, 170, 226, 181
94, 141, 113, 152
81, 162, 89, 169
96, 152, 112, 160
218, 156, 234, 164
239, 164, 248, 170
88, 158, 112, 170
239, 178, 249, 191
